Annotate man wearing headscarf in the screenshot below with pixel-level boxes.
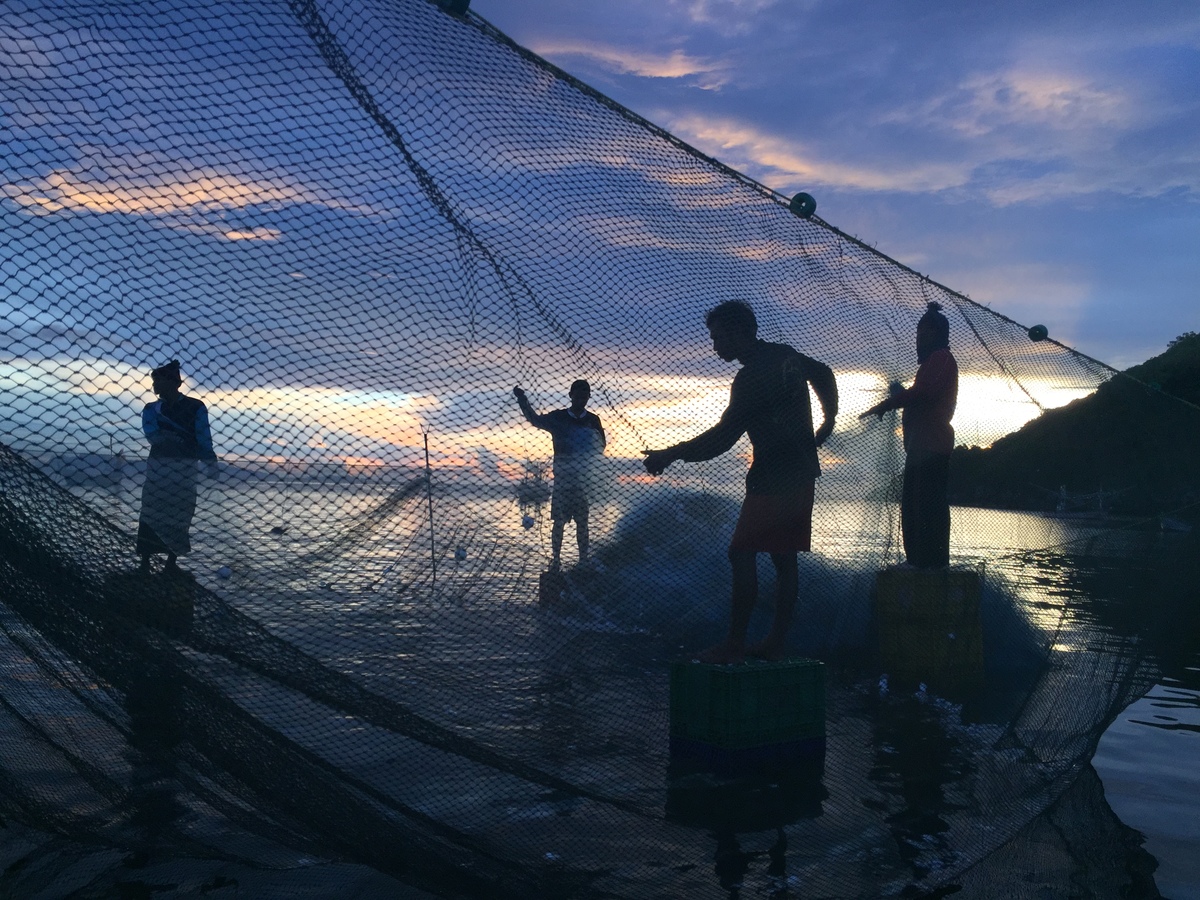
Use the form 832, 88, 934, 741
137, 360, 217, 573
861, 302, 959, 568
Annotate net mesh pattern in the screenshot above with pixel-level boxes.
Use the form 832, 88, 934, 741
0, 0, 1181, 896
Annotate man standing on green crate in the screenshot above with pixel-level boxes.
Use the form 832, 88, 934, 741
643, 301, 838, 664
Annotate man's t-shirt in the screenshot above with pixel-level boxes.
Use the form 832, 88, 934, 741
527, 409, 606, 485
673, 341, 837, 495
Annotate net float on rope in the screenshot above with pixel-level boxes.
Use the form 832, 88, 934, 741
789, 192, 816, 219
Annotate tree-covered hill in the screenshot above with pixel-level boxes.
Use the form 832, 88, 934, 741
950, 332, 1200, 515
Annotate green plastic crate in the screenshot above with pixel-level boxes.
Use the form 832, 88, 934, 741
669, 658, 826, 750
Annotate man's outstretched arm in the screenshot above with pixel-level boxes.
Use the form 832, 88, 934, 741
643, 387, 746, 475
859, 353, 952, 420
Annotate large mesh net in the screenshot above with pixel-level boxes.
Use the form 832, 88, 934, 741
1, 0, 1192, 896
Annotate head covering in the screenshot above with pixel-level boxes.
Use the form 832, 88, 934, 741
569, 379, 590, 396
917, 302, 949, 362
151, 359, 182, 383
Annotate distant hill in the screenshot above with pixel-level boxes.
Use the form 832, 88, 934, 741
950, 332, 1200, 516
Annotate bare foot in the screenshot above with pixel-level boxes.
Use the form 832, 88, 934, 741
695, 641, 746, 665
746, 634, 788, 661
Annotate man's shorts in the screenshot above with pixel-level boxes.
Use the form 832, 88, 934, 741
550, 484, 588, 523
728, 481, 815, 553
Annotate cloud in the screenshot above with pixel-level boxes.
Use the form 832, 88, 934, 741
833, 367, 1090, 447
662, 72, 1195, 206
205, 384, 444, 455
939, 262, 1091, 347
871, 60, 1198, 203
6, 169, 306, 217
563, 208, 832, 265
3, 163, 383, 240
483, 0, 1200, 216
0, 21, 130, 79
955, 70, 1135, 134
666, 115, 972, 193
530, 39, 727, 86
223, 228, 282, 241
883, 67, 1143, 145
669, 0, 798, 36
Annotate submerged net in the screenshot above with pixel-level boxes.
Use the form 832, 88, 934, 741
0, 0, 1189, 896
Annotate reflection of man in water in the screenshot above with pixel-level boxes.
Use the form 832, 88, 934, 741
643, 301, 838, 664
513, 380, 606, 570
137, 360, 217, 574
860, 302, 958, 568
125, 660, 187, 854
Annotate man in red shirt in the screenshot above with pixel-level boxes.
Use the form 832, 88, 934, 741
643, 301, 838, 664
861, 302, 959, 568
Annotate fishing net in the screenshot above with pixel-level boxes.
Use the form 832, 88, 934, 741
0, 0, 1189, 896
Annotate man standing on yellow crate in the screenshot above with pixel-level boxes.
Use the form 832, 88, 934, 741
860, 301, 959, 569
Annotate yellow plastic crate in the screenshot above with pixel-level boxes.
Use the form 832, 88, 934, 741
874, 567, 984, 696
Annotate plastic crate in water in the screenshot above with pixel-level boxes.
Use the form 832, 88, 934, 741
669, 658, 826, 750
874, 567, 984, 696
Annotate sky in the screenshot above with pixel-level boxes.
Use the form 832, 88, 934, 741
478, 0, 1200, 369
1, 0, 1188, 478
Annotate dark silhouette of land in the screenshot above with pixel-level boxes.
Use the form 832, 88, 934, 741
950, 332, 1200, 516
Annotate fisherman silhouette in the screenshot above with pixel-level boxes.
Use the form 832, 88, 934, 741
136, 360, 217, 574
513, 381, 606, 570
860, 302, 958, 568
643, 301, 838, 664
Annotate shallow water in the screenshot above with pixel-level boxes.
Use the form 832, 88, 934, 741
1094, 662, 1200, 899
26, 479, 1200, 894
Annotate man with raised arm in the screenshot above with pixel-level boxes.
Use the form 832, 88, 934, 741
643, 301, 838, 664
513, 380, 606, 570
860, 301, 958, 569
